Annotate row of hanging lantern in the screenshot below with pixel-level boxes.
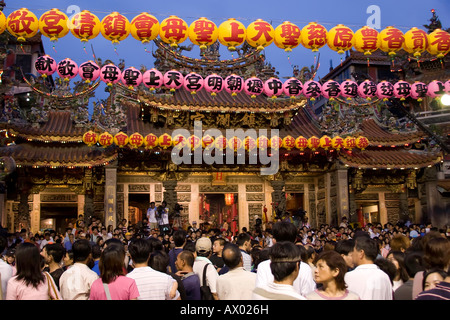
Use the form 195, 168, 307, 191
2, 8, 450, 58
83, 131, 370, 152
35, 55, 450, 100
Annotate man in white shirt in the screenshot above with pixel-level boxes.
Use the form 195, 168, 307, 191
127, 238, 180, 300
344, 235, 393, 300
146, 202, 158, 231
253, 241, 306, 300
0, 236, 13, 300
59, 239, 99, 300
236, 232, 252, 271
216, 243, 256, 300
256, 221, 316, 297
192, 237, 219, 300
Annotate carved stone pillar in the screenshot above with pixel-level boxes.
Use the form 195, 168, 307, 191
163, 180, 178, 215
104, 165, 117, 229
336, 169, 349, 221
17, 174, 31, 231
270, 180, 286, 218
83, 169, 94, 219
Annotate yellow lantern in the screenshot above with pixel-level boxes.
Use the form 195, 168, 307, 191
6, 8, 39, 42
188, 135, 202, 151
246, 19, 274, 51
403, 27, 429, 57
214, 136, 228, 150
82, 131, 98, 147
100, 12, 130, 45
130, 12, 160, 44
257, 135, 270, 150
114, 132, 129, 148
377, 26, 405, 56
202, 135, 215, 149
274, 21, 301, 52
172, 134, 187, 148
353, 26, 379, 55
327, 24, 354, 54
307, 136, 320, 151
427, 29, 450, 58
128, 132, 144, 149
343, 136, 357, 151
39, 8, 69, 42
98, 132, 114, 148
294, 136, 308, 151
158, 133, 173, 149
319, 135, 333, 151
159, 15, 188, 47
300, 22, 327, 52
218, 18, 246, 51
0, 11, 6, 35
70, 10, 101, 42
331, 136, 344, 150
356, 136, 370, 151
144, 133, 159, 149
188, 17, 218, 50
228, 136, 243, 151
269, 136, 282, 150
244, 136, 257, 152
282, 135, 295, 151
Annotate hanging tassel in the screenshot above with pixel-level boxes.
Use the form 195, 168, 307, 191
367, 57, 370, 67
53, 45, 57, 54
20, 44, 25, 54
83, 45, 88, 55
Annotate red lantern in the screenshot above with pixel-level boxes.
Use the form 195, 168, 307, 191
159, 15, 188, 47
6, 8, 39, 42
300, 22, 327, 52
327, 24, 354, 54
246, 19, 274, 51
188, 17, 218, 50
225, 194, 234, 206
100, 12, 130, 45
130, 12, 160, 44
274, 21, 302, 52
378, 26, 405, 56
128, 132, 144, 149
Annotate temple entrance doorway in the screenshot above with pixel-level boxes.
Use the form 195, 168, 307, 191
40, 204, 77, 234
128, 193, 150, 226
199, 193, 238, 234
286, 193, 305, 227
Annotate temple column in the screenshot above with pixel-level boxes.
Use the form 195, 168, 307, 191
189, 183, 200, 224
162, 180, 178, 215
423, 167, 446, 228
379, 192, 388, 226
336, 169, 349, 221
270, 180, 286, 219
17, 174, 31, 231
238, 183, 248, 231
83, 168, 94, 220
0, 181, 6, 229
104, 165, 117, 229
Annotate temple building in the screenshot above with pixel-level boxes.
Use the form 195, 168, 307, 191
0, 23, 448, 235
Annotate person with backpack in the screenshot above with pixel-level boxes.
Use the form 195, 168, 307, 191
192, 237, 219, 300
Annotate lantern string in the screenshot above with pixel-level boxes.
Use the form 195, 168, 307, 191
20, 44, 25, 54
53, 45, 57, 54
83, 45, 88, 55
367, 57, 370, 67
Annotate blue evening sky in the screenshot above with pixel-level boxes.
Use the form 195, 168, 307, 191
3, 0, 450, 109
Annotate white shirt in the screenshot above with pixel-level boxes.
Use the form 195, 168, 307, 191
241, 250, 252, 271
193, 257, 219, 294
344, 264, 393, 300
0, 259, 13, 300
216, 267, 256, 300
59, 262, 99, 300
147, 207, 157, 223
256, 260, 316, 297
253, 282, 307, 300
160, 208, 169, 225
126, 266, 179, 300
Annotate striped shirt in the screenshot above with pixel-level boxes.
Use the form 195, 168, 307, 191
126, 266, 179, 300
415, 281, 450, 300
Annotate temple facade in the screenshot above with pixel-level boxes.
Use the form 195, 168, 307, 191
0, 29, 448, 235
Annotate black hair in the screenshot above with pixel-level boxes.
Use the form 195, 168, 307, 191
91, 244, 102, 260
222, 243, 242, 269
72, 239, 92, 262
374, 257, 397, 285
354, 236, 378, 262
173, 230, 188, 247
236, 232, 251, 246
335, 239, 355, 255
15, 242, 45, 288
269, 242, 301, 282
272, 221, 298, 243
45, 243, 65, 263
149, 250, 169, 273
128, 238, 151, 264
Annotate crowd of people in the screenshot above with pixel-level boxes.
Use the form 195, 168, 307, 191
0, 208, 449, 301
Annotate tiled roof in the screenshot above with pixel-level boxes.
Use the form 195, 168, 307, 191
0, 143, 117, 167
359, 119, 425, 146
5, 111, 85, 142
136, 85, 306, 113
338, 149, 442, 169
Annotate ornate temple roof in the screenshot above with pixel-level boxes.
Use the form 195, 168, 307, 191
0, 142, 117, 168
339, 149, 443, 169
359, 119, 425, 146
